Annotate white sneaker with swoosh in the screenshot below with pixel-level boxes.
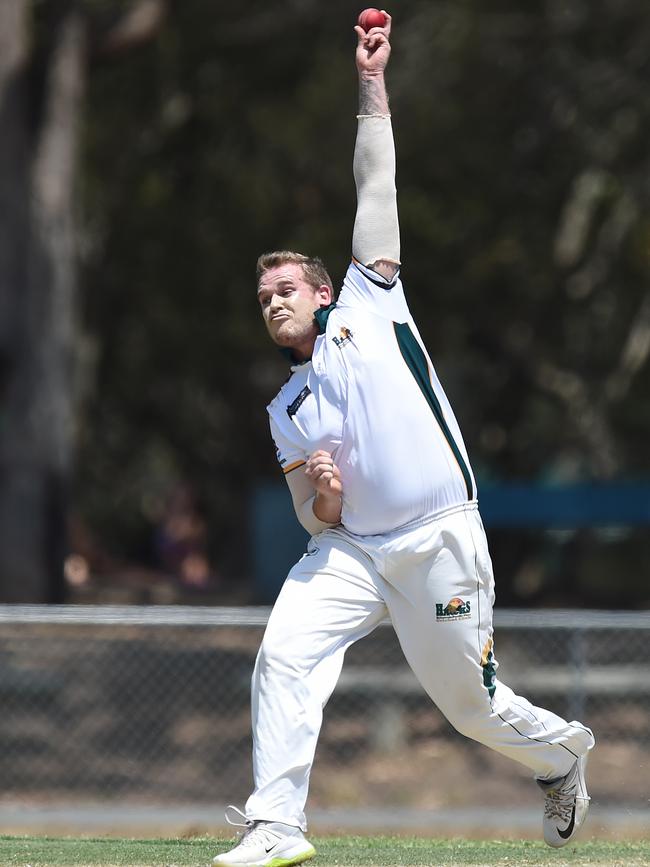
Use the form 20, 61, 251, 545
538, 752, 591, 848
212, 807, 316, 867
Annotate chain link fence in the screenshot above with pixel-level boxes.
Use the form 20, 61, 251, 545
0, 605, 648, 821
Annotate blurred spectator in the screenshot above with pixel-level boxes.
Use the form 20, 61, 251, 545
153, 483, 219, 591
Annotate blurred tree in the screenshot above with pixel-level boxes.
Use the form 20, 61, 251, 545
2, 1, 644, 603
0, 0, 85, 602
75, 1, 650, 605
0, 0, 165, 602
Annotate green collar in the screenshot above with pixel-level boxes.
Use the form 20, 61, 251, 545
278, 303, 337, 364
314, 302, 336, 334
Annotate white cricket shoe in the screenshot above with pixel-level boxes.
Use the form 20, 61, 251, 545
538, 752, 591, 847
212, 806, 315, 867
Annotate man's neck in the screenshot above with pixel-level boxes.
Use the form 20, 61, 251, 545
279, 333, 317, 363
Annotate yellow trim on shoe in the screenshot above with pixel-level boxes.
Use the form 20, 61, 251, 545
212, 844, 316, 867
267, 845, 316, 867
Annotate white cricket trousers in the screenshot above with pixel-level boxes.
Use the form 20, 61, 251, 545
245, 503, 595, 831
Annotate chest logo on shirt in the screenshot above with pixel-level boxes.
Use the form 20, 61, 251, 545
332, 326, 353, 349
436, 596, 471, 622
286, 385, 311, 419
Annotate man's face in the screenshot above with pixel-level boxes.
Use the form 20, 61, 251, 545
257, 263, 332, 360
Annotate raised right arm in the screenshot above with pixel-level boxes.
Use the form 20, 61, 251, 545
352, 12, 400, 281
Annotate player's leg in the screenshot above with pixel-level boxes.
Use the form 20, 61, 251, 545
381, 506, 594, 843
245, 529, 387, 830
213, 530, 387, 866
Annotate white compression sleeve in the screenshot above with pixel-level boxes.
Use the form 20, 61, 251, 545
285, 467, 338, 536
352, 115, 400, 267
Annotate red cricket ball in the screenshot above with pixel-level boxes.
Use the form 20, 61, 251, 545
358, 8, 387, 31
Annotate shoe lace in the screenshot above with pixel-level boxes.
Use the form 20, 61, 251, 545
544, 788, 575, 822
225, 805, 251, 831
224, 805, 282, 850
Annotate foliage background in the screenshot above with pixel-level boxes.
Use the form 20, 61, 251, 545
9, 0, 650, 604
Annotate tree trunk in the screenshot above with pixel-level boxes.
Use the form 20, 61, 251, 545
0, 1, 85, 601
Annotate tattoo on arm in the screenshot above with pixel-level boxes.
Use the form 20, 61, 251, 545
358, 75, 389, 116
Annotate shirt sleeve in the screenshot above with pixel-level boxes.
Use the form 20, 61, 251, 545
269, 415, 306, 476
336, 259, 411, 322
270, 416, 337, 536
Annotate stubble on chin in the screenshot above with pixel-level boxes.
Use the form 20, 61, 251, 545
269, 318, 316, 350
267, 320, 293, 347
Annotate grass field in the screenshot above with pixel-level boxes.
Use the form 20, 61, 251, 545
1, 835, 649, 867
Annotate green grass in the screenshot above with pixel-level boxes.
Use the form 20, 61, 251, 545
0, 835, 649, 867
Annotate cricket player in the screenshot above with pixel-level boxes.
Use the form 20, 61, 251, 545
213, 11, 595, 867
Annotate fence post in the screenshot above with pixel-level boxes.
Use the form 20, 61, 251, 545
568, 626, 587, 721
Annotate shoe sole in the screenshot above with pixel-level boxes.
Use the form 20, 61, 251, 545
267, 846, 316, 867
212, 844, 316, 867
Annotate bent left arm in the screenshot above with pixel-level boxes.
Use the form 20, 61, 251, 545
305, 450, 343, 524
284, 450, 342, 535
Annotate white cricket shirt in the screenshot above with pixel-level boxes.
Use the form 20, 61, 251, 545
267, 260, 477, 537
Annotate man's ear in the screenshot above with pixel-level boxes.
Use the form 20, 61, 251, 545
317, 284, 333, 306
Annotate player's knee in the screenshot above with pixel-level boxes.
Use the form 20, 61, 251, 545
256, 630, 304, 678
452, 716, 486, 741
443, 695, 493, 741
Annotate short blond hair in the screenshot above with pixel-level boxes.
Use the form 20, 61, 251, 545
256, 251, 334, 294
